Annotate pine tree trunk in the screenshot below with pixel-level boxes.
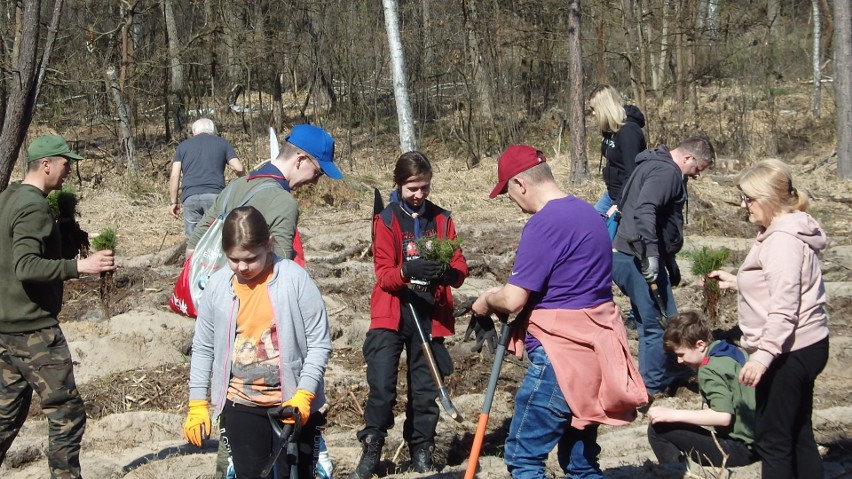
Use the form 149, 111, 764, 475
568, 0, 588, 185
0, 1, 64, 191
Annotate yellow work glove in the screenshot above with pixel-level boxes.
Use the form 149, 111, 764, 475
183, 400, 211, 447
281, 389, 315, 426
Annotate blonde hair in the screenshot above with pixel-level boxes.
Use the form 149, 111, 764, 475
589, 85, 626, 133
737, 159, 809, 217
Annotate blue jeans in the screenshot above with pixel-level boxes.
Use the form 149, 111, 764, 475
182, 193, 218, 237
505, 347, 602, 479
593, 192, 619, 240
593, 192, 613, 216
611, 251, 677, 393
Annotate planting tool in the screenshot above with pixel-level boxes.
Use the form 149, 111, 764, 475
404, 290, 464, 422
463, 312, 513, 479
260, 405, 299, 478
627, 236, 673, 328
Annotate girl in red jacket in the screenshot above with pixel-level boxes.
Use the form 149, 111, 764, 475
349, 151, 468, 479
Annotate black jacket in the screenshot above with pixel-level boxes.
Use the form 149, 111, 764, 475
601, 104, 647, 203
612, 145, 686, 260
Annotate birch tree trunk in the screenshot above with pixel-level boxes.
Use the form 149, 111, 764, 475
811, 0, 821, 118
835, 0, 852, 178
568, 0, 588, 185
106, 66, 137, 176
382, 0, 417, 153
162, 0, 186, 139
0, 0, 65, 191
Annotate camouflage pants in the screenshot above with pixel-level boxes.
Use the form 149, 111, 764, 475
0, 325, 86, 479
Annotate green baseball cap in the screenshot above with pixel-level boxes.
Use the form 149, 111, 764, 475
27, 135, 84, 162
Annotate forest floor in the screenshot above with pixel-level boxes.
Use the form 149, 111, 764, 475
2, 118, 852, 479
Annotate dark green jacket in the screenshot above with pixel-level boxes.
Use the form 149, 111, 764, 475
0, 183, 79, 333
698, 340, 757, 445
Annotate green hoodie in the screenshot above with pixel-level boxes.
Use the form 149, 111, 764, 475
0, 182, 79, 333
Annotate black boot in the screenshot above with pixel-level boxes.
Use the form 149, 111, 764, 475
348, 435, 384, 479
409, 443, 434, 473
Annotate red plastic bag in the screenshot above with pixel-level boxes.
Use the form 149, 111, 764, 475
169, 255, 198, 318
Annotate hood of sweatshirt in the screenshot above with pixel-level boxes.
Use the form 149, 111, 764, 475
757, 210, 827, 253
624, 104, 646, 128
634, 145, 678, 172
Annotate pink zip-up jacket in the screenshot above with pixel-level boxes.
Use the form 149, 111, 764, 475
737, 211, 829, 368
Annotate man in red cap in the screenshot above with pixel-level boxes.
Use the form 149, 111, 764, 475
472, 145, 646, 479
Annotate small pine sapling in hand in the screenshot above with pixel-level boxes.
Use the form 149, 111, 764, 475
415, 236, 463, 266
690, 247, 731, 325
91, 228, 118, 318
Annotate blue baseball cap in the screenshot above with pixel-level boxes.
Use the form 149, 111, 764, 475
285, 124, 343, 179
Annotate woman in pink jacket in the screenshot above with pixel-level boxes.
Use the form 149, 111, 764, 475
708, 159, 829, 478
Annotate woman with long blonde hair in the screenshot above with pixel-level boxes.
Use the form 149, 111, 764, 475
588, 85, 647, 235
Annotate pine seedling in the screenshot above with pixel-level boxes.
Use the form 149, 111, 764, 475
47, 187, 79, 220
416, 236, 463, 266
48, 187, 90, 259
92, 228, 118, 318
690, 247, 731, 323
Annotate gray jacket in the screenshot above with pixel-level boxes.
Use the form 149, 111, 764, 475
612, 145, 686, 259
188, 257, 331, 418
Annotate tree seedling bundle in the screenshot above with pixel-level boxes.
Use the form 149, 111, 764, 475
91, 228, 118, 319
690, 246, 732, 325
415, 236, 463, 266
47, 187, 89, 259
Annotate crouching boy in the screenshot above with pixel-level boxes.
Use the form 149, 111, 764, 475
647, 311, 760, 468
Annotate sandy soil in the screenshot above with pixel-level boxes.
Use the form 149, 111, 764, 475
1, 148, 851, 479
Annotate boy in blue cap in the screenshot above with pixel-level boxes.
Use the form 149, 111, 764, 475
187, 124, 343, 260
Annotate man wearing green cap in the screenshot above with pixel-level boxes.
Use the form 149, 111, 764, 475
0, 135, 117, 478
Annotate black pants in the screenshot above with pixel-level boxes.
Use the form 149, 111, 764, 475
647, 422, 758, 467
358, 307, 452, 448
220, 400, 323, 479
755, 337, 828, 479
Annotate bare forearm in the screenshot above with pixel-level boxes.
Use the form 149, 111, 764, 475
168, 175, 180, 203
649, 406, 732, 427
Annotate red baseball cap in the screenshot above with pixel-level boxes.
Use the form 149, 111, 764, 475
489, 145, 547, 198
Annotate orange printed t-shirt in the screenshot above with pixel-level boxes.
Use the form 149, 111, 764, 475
226, 266, 282, 406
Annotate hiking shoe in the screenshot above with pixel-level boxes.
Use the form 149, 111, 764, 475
348, 435, 383, 479
409, 443, 434, 473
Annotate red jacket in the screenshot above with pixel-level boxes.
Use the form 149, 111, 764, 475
370, 201, 468, 337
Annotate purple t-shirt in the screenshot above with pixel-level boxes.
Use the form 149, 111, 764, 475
509, 195, 613, 309
509, 196, 614, 352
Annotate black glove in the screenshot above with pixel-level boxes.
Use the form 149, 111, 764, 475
666, 256, 681, 287
439, 267, 459, 286
402, 259, 444, 281
463, 314, 498, 353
